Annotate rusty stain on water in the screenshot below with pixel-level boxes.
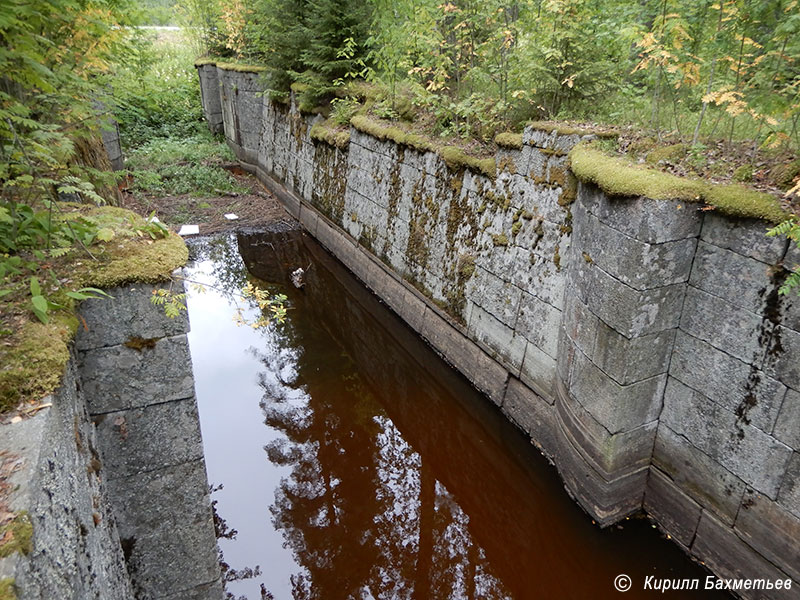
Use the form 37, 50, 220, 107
185, 230, 728, 600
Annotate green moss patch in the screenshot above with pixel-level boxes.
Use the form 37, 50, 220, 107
645, 143, 686, 165
193, 57, 219, 68
569, 143, 787, 223
0, 579, 16, 600
528, 121, 619, 139
350, 115, 495, 179
0, 206, 188, 410
495, 132, 523, 150
0, 513, 32, 558
309, 120, 350, 150
214, 62, 267, 74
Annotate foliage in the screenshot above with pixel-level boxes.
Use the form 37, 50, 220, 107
767, 215, 800, 295
109, 30, 205, 147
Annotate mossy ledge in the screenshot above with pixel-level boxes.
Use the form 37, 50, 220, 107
569, 143, 787, 223
213, 61, 267, 74
0, 206, 188, 410
351, 115, 495, 179
309, 120, 350, 150
528, 120, 619, 139
0, 579, 16, 600
193, 57, 219, 68
495, 132, 524, 150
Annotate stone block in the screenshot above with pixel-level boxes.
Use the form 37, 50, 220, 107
580, 260, 685, 338
779, 292, 800, 334
592, 320, 674, 385
690, 240, 774, 314
578, 183, 702, 243
578, 210, 697, 290
159, 579, 224, 600
680, 286, 765, 364
106, 461, 220, 598
653, 424, 746, 524
502, 376, 558, 457
419, 307, 477, 382
519, 342, 558, 402
691, 511, 799, 599
766, 326, 800, 390
555, 416, 648, 526
79, 335, 196, 414
644, 468, 702, 549
514, 292, 561, 358
701, 213, 787, 263
471, 348, 509, 406
395, 287, 428, 336
735, 490, 800, 582
569, 350, 666, 434
661, 378, 793, 498
76, 282, 189, 351
466, 303, 526, 375
670, 331, 787, 433
297, 203, 319, 236
556, 324, 575, 389
562, 292, 599, 358
93, 397, 204, 478
778, 453, 800, 519
557, 380, 657, 477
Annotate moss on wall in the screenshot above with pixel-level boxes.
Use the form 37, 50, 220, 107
310, 121, 350, 150
569, 143, 787, 223
495, 132, 524, 150
0, 207, 188, 409
0, 513, 33, 558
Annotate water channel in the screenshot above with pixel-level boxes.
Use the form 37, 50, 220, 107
185, 228, 727, 600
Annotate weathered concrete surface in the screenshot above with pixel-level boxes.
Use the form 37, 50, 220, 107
0, 362, 134, 600
196, 64, 223, 135
199, 63, 800, 596
77, 278, 223, 600
0, 279, 222, 600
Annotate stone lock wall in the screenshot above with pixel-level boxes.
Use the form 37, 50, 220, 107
0, 280, 222, 600
199, 63, 800, 596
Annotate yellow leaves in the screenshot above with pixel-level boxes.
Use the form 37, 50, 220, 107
439, 3, 459, 13
637, 32, 657, 51
702, 88, 748, 117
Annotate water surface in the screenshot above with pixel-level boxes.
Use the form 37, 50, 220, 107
186, 230, 726, 600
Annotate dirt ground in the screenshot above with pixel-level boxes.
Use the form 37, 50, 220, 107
120, 166, 296, 236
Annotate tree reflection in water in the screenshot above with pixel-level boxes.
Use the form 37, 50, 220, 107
238, 230, 511, 600
189, 231, 727, 600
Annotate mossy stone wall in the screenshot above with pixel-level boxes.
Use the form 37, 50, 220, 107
202, 64, 800, 596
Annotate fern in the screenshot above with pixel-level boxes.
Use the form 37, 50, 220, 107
769, 216, 800, 296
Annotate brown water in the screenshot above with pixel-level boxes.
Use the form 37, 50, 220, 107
186, 230, 728, 600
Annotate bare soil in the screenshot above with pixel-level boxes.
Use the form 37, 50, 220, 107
120, 166, 295, 235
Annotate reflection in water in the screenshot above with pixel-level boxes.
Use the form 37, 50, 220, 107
186, 231, 728, 600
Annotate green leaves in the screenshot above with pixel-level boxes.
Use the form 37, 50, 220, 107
29, 276, 51, 324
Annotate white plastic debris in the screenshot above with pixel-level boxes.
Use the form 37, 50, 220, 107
178, 225, 199, 236
291, 267, 305, 288
224, 213, 239, 220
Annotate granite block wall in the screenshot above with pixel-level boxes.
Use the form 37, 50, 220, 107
0, 280, 223, 600
201, 63, 800, 596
